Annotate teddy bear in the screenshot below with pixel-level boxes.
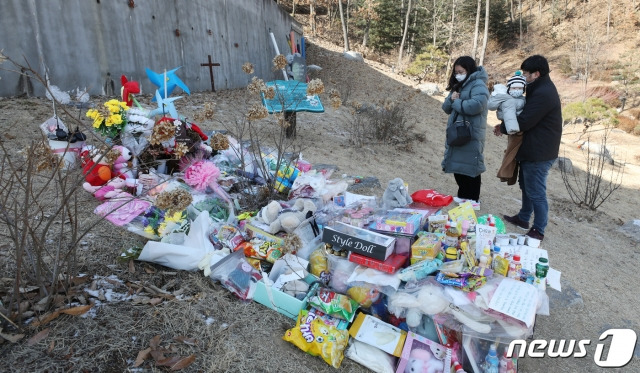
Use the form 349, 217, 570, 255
383, 177, 413, 210
279, 198, 317, 234
405, 348, 444, 373
81, 146, 113, 193
388, 283, 491, 335
256, 200, 283, 234
255, 198, 317, 235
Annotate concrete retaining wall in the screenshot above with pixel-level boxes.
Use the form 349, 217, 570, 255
0, 0, 299, 97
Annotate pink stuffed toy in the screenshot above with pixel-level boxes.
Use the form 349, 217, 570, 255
93, 176, 127, 201
405, 348, 444, 373
111, 145, 134, 180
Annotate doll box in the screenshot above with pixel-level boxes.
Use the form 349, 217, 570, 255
252, 255, 319, 319
368, 224, 417, 256
244, 222, 285, 246
395, 331, 452, 373
322, 222, 396, 261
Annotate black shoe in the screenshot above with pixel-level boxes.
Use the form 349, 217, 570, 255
503, 214, 530, 230
526, 228, 544, 241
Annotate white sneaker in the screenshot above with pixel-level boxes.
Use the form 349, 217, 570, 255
453, 197, 466, 204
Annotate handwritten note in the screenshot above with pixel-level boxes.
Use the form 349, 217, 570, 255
488, 278, 538, 328
497, 245, 548, 273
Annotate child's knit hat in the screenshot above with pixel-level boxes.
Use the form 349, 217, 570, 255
507, 71, 526, 90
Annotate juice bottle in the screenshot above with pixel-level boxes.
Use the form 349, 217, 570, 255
507, 254, 522, 280
535, 257, 549, 289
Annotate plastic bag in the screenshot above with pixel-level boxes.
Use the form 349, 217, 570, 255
209, 250, 262, 300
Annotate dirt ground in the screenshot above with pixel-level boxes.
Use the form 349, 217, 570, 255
1, 38, 639, 372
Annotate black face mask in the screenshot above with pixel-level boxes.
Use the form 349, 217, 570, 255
69, 128, 87, 143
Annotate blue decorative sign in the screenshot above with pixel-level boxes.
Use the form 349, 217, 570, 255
261, 80, 324, 113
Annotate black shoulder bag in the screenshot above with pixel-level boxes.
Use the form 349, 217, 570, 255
446, 104, 472, 146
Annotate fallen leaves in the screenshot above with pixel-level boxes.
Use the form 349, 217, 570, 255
0, 328, 24, 343
134, 335, 197, 370
27, 328, 50, 346
31, 304, 93, 327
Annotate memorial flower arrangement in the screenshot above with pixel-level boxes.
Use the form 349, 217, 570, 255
141, 205, 189, 238
86, 99, 130, 138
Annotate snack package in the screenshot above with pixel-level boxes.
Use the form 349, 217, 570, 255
309, 247, 331, 283
283, 308, 350, 368
309, 288, 360, 322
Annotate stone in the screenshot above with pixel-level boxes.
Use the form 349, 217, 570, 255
417, 83, 441, 96
553, 157, 573, 173
619, 219, 640, 243
343, 51, 364, 62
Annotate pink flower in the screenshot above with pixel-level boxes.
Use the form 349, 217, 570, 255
183, 160, 220, 191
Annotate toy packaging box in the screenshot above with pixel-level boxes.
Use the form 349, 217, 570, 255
322, 221, 396, 261
461, 326, 521, 373
348, 312, 407, 357
374, 210, 423, 235
410, 233, 443, 263
347, 252, 408, 274
395, 331, 452, 373
252, 254, 319, 319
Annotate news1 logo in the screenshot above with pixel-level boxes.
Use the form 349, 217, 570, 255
507, 329, 637, 367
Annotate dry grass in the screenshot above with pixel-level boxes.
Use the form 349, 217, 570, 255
1, 259, 368, 372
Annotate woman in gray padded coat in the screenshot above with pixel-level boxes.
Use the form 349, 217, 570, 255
441, 56, 490, 207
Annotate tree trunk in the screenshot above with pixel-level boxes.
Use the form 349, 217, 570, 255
479, 0, 490, 65
362, 18, 370, 47
292, 0, 296, 17
310, 0, 317, 36
409, 7, 418, 55
445, 0, 457, 82
509, 0, 514, 22
472, 0, 481, 59
346, 0, 350, 37
433, 0, 438, 46
338, 0, 350, 51
518, 0, 523, 46
607, 0, 611, 39
398, 0, 413, 69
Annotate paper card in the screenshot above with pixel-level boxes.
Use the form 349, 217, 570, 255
497, 245, 548, 273
488, 278, 538, 328
546, 267, 562, 291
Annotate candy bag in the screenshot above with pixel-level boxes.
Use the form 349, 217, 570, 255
283, 308, 349, 368
309, 288, 359, 322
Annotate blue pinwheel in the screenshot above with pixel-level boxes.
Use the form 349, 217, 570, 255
146, 67, 190, 101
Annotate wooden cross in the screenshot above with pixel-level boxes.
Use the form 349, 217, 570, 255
200, 55, 220, 91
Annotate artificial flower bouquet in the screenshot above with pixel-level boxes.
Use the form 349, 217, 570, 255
86, 99, 130, 139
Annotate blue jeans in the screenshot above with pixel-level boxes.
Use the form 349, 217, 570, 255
517, 159, 555, 235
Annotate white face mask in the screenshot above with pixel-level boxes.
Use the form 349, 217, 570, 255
455, 74, 467, 82
509, 90, 524, 98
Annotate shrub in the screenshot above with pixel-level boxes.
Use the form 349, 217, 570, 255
405, 45, 448, 83
562, 98, 618, 125
587, 86, 622, 108
615, 115, 640, 134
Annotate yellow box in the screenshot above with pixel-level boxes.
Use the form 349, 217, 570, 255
411, 233, 442, 261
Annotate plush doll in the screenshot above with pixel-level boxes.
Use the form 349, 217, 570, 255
111, 145, 134, 180
256, 200, 283, 234
93, 176, 127, 201
405, 348, 444, 373
120, 75, 140, 107
278, 198, 317, 234
415, 284, 491, 334
81, 146, 113, 193
383, 177, 413, 210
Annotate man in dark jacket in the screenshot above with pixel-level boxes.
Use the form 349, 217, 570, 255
494, 55, 562, 241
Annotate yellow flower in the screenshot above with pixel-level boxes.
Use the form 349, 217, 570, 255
165, 211, 184, 223
93, 118, 102, 128
144, 226, 156, 235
